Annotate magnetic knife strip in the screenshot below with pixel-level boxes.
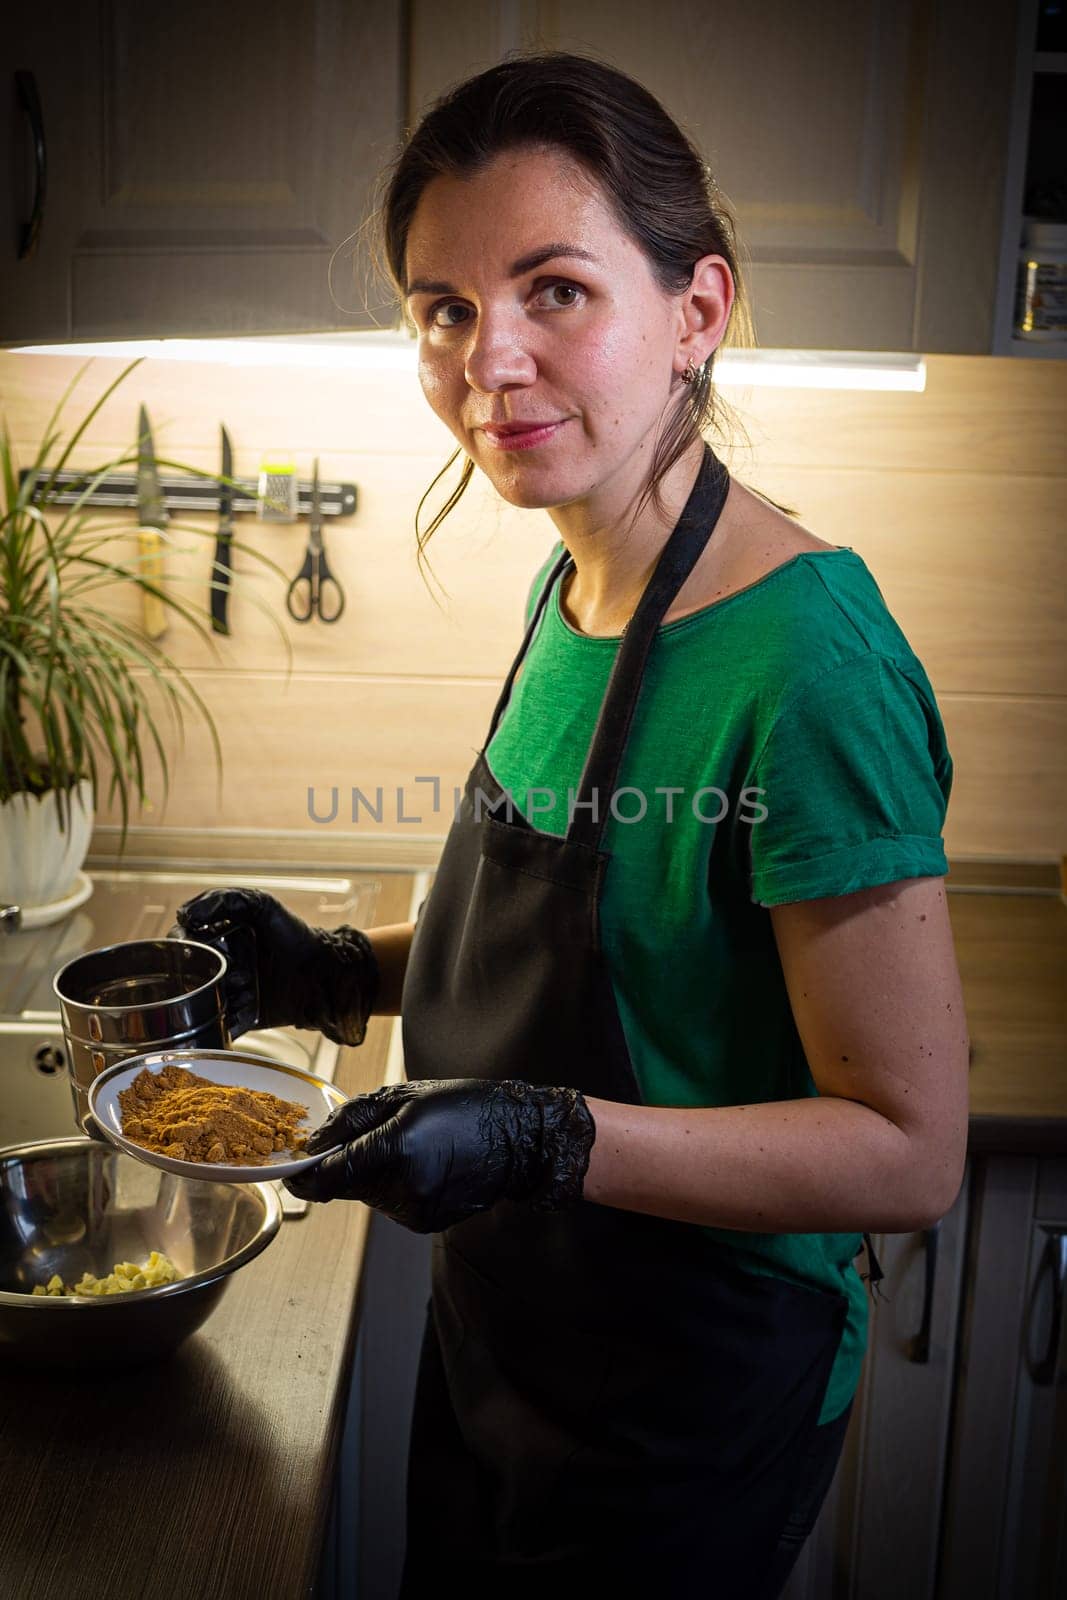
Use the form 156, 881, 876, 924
18, 469, 357, 518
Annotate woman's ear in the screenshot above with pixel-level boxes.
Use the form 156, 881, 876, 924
678, 254, 734, 369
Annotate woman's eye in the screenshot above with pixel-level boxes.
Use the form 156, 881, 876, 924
428, 301, 470, 330
425, 280, 585, 330
535, 281, 583, 310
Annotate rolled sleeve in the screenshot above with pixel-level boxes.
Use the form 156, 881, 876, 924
748, 653, 953, 907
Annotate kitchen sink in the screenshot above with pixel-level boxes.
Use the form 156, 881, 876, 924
0, 1017, 339, 1217
0, 866, 381, 1217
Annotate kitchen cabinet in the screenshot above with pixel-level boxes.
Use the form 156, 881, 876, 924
1, 0, 404, 343
316, 1215, 432, 1600
992, 0, 1067, 358
4, 0, 1027, 352
780, 1181, 970, 1600
781, 1154, 1067, 1600
939, 1156, 1067, 1599
410, 0, 1020, 355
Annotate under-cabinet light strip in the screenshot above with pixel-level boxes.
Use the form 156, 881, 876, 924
11, 337, 926, 392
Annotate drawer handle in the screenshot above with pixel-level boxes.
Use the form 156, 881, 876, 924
1030, 1228, 1067, 1387
908, 1220, 942, 1364
14, 70, 47, 261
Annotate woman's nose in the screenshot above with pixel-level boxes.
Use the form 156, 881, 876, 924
463, 313, 537, 393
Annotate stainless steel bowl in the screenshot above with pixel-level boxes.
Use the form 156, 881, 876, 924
0, 1137, 282, 1369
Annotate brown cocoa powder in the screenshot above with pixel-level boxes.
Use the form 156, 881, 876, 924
118, 1063, 310, 1165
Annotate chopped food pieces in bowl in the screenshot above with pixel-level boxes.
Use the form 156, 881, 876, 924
32, 1250, 180, 1297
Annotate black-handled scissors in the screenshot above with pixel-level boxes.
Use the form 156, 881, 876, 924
285, 459, 345, 624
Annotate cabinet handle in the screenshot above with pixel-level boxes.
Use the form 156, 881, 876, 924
908, 1219, 942, 1364
1030, 1228, 1067, 1387
14, 70, 47, 261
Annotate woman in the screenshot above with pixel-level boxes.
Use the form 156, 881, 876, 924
176, 53, 969, 1599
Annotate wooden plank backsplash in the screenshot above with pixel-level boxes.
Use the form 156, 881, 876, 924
2, 348, 1064, 861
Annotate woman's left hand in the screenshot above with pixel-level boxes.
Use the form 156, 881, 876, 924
283, 1078, 596, 1233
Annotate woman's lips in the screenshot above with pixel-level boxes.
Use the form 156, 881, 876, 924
481, 420, 568, 451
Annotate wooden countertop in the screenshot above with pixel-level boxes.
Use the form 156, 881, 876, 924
944, 872, 1067, 1152
0, 871, 414, 1600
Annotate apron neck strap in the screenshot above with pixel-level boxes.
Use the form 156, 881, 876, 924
483, 443, 730, 852
569, 444, 730, 850
484, 545, 574, 746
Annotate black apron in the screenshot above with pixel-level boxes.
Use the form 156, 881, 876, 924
398, 445, 848, 1599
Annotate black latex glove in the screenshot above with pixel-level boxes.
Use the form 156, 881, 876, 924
283, 1078, 597, 1232
169, 888, 379, 1046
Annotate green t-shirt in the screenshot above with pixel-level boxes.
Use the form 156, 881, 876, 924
484, 539, 953, 1424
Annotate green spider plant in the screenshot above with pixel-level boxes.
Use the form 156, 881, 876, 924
0, 357, 291, 849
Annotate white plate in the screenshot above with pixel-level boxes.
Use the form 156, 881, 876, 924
88, 1048, 347, 1183
16, 870, 94, 930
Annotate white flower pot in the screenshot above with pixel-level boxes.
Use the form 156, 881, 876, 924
0, 780, 95, 909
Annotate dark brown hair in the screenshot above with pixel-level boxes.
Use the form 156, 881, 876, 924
374, 50, 795, 576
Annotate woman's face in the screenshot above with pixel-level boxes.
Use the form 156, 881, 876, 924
404, 145, 727, 513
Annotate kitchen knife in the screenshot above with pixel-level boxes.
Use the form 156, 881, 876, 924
211, 425, 235, 635
136, 405, 168, 641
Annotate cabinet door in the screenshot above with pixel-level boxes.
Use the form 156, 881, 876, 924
410, 0, 1018, 354
780, 1179, 970, 1600
1000, 1163, 1067, 1599
0, 20, 88, 342
2, 0, 403, 343
315, 1214, 432, 1600
940, 1156, 1067, 1600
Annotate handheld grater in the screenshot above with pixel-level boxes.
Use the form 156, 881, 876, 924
257, 459, 299, 523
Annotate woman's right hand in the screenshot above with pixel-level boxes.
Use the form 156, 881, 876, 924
282, 1077, 597, 1231
169, 888, 380, 1046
